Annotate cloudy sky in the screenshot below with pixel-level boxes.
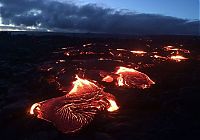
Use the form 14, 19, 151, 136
0, 0, 199, 35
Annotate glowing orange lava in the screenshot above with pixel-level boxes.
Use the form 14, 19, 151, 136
107, 99, 119, 112
68, 75, 98, 95
30, 76, 119, 133
164, 46, 179, 51
117, 74, 124, 86
101, 67, 155, 89
114, 67, 155, 88
102, 75, 114, 83
164, 46, 190, 54
30, 103, 40, 115
115, 66, 137, 74
131, 50, 147, 55
116, 48, 127, 51
153, 55, 168, 59
170, 55, 188, 62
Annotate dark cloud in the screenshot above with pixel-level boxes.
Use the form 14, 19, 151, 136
1, 0, 199, 35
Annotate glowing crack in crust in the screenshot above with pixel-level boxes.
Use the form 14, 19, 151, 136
30, 76, 119, 133
102, 66, 155, 89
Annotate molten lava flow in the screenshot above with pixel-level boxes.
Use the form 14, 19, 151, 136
164, 46, 179, 51
117, 74, 124, 86
131, 50, 147, 55
131, 51, 147, 54
164, 46, 190, 54
116, 48, 127, 51
68, 75, 98, 95
30, 76, 119, 133
107, 99, 119, 112
115, 66, 155, 88
180, 49, 190, 54
153, 54, 188, 62
101, 66, 155, 89
115, 66, 137, 74
170, 55, 188, 62
102, 75, 114, 83
153, 55, 167, 59
101, 67, 154, 89
30, 103, 40, 115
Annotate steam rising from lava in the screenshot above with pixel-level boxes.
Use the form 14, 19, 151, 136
30, 76, 119, 133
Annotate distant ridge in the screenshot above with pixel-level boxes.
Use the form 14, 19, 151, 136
0, 31, 199, 39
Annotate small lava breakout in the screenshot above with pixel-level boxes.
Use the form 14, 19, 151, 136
102, 66, 155, 89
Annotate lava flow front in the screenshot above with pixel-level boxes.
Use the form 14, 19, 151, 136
102, 66, 155, 89
30, 76, 119, 133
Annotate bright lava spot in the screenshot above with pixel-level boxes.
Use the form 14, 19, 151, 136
131, 50, 147, 55
30, 103, 40, 115
107, 99, 119, 112
102, 75, 114, 83
115, 66, 137, 74
164, 46, 179, 51
170, 55, 188, 62
59, 60, 65, 62
164, 46, 190, 54
153, 55, 167, 59
83, 43, 92, 47
116, 48, 127, 51
117, 74, 124, 86
68, 75, 98, 95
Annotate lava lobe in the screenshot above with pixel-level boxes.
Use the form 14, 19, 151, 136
102, 66, 155, 89
30, 76, 118, 133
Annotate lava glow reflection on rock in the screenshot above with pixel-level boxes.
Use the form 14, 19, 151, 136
30, 76, 119, 133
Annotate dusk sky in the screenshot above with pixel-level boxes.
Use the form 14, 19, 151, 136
76, 0, 199, 19
0, 0, 199, 35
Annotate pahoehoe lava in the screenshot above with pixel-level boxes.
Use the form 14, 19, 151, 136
30, 43, 191, 133
30, 76, 119, 133
1, 33, 199, 139
102, 66, 155, 88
